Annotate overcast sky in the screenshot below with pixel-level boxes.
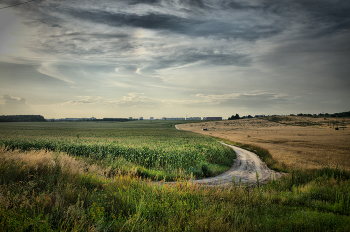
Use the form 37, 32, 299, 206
0, 0, 349, 119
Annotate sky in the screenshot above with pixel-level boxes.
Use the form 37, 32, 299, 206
0, 0, 349, 119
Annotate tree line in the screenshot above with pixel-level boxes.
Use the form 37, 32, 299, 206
0, 115, 46, 122
228, 111, 350, 120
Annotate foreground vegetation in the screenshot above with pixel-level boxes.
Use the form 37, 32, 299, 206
0, 149, 349, 231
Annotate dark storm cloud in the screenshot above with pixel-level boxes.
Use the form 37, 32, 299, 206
128, 0, 206, 8
61, 8, 283, 40
220, 1, 260, 10
291, 1, 350, 37
220, 0, 350, 19
293, 0, 350, 22
287, 0, 350, 39
2, 0, 332, 63
50, 32, 130, 39
64, 10, 193, 32
5, 0, 350, 38
128, 0, 161, 5
178, 0, 206, 8
0, 0, 280, 43
3, 0, 350, 63
217, 0, 350, 36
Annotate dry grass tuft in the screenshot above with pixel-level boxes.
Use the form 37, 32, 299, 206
0, 148, 55, 170
0, 148, 109, 177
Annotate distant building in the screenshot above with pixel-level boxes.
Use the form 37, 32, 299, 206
203, 117, 222, 121
162, 117, 186, 120
139, 117, 143, 120
103, 118, 129, 121
166, 117, 185, 120
64, 118, 91, 121
65, 118, 80, 121
150, 117, 154, 120
186, 117, 201, 120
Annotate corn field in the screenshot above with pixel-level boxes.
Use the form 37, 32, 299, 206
0, 121, 235, 176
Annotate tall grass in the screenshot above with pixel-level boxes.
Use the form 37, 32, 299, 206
0, 149, 349, 231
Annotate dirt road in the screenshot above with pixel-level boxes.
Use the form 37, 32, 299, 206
174, 125, 284, 186
191, 142, 284, 187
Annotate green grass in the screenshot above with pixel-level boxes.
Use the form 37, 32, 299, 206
0, 149, 349, 231
0, 121, 235, 180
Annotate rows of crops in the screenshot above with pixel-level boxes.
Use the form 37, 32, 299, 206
0, 121, 235, 176
0, 138, 233, 172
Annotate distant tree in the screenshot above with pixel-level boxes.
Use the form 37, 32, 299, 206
247, 115, 253, 118
228, 114, 240, 120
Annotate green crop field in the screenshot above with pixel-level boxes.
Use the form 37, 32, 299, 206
0, 120, 349, 231
0, 120, 235, 180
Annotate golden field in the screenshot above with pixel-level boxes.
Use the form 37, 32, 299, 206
178, 116, 350, 170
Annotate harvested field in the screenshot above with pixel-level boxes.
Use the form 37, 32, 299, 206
178, 116, 350, 170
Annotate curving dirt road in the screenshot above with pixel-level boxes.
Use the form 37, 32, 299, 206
191, 143, 284, 187
174, 125, 285, 187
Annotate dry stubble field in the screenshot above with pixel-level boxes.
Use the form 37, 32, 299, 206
178, 116, 350, 170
